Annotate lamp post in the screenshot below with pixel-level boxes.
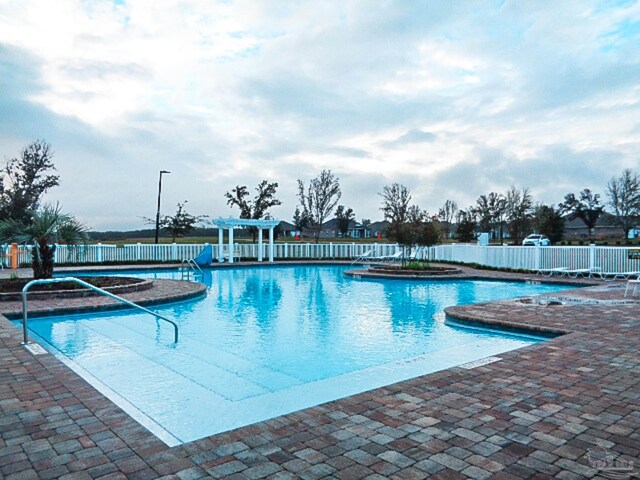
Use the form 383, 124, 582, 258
154, 170, 170, 244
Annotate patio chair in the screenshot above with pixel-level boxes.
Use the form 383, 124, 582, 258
376, 251, 403, 263
534, 267, 569, 277
624, 279, 640, 297
407, 247, 423, 262
351, 249, 373, 265
221, 249, 241, 262
592, 270, 640, 281
565, 267, 601, 279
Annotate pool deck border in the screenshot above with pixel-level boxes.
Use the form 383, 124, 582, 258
1, 263, 639, 479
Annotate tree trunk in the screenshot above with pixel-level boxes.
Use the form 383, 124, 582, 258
32, 243, 55, 279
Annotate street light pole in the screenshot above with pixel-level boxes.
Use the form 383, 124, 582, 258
154, 170, 170, 244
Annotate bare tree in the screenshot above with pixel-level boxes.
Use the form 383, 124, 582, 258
505, 186, 533, 244
607, 169, 640, 243
297, 170, 342, 243
225, 180, 282, 241
437, 200, 458, 239
531, 204, 565, 243
559, 189, 605, 241
379, 183, 411, 240
334, 205, 355, 237
0, 140, 60, 223
472, 192, 506, 243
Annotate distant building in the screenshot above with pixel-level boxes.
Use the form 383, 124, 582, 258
564, 213, 626, 239
278, 221, 299, 238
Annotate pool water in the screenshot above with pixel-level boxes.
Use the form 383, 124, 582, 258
28, 265, 570, 445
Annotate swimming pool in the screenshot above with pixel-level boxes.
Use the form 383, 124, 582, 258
28, 265, 571, 445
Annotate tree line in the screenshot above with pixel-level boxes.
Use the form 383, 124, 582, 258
446, 170, 640, 245
224, 168, 640, 246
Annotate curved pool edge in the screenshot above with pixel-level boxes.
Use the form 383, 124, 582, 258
443, 308, 568, 337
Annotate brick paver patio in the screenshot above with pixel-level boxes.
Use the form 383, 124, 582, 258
1, 264, 638, 479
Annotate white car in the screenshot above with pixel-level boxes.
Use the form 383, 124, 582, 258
522, 234, 550, 246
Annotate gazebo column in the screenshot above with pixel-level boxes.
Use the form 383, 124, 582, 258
258, 228, 263, 262
218, 227, 224, 263
269, 226, 274, 262
228, 227, 234, 264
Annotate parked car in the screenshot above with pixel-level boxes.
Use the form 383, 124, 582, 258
522, 234, 551, 246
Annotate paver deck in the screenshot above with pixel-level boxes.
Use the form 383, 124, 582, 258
1, 263, 639, 479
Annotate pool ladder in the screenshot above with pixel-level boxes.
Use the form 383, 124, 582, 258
21, 277, 179, 345
180, 258, 203, 281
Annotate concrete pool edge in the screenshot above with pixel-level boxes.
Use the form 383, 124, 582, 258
1, 266, 639, 478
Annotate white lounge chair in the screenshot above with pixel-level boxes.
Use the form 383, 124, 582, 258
376, 251, 403, 263
407, 247, 423, 262
534, 267, 569, 277
351, 250, 373, 265
592, 270, 640, 281
566, 267, 601, 279
624, 279, 640, 297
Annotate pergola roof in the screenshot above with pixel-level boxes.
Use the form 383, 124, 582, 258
212, 217, 280, 228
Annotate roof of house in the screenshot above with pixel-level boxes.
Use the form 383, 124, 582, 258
564, 212, 619, 229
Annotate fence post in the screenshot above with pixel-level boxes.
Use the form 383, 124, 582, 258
589, 243, 595, 270
284, 243, 288, 259
53, 244, 59, 264
329, 242, 333, 258
172, 243, 178, 261
97, 243, 103, 263
534, 245, 541, 270
137, 243, 141, 261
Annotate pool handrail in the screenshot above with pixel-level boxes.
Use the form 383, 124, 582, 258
21, 277, 179, 345
180, 258, 202, 280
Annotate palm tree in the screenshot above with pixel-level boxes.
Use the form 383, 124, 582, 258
0, 203, 89, 279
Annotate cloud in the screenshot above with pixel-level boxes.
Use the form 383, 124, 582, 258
0, 1, 638, 229
381, 130, 438, 148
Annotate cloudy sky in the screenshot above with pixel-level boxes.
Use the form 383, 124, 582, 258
0, 1, 638, 230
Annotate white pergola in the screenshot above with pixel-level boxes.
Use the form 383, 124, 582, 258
212, 217, 280, 263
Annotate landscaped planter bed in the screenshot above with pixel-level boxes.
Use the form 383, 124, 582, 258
367, 265, 463, 276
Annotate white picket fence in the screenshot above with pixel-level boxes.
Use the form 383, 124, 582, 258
7, 242, 639, 274
8, 242, 399, 266
427, 244, 640, 273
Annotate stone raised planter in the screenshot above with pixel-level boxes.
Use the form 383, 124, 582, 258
367, 265, 463, 276
345, 265, 464, 280
0, 276, 153, 301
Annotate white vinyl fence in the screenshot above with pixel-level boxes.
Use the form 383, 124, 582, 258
6, 242, 399, 266
6, 242, 639, 274
427, 244, 640, 273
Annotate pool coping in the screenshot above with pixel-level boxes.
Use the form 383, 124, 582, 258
1, 263, 639, 479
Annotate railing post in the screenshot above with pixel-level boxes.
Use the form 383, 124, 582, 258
284, 243, 289, 259
535, 245, 541, 270
589, 243, 596, 270
97, 243, 102, 263
172, 243, 178, 261
137, 243, 141, 261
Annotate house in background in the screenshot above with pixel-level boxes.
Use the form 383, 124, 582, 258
314, 219, 372, 238
277, 221, 300, 238
564, 212, 624, 239
368, 220, 390, 239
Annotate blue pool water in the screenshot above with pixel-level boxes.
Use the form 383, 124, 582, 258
27, 265, 571, 445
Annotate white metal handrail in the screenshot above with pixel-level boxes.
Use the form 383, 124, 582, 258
21, 277, 179, 345
180, 258, 202, 280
